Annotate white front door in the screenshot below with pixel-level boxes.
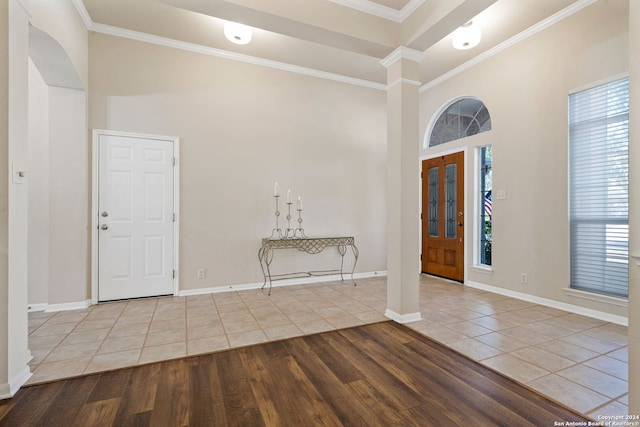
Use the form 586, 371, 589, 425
96, 132, 176, 301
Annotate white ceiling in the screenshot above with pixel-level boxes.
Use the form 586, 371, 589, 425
327, 0, 424, 21
78, 0, 593, 87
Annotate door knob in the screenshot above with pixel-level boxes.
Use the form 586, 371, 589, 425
100, 224, 109, 230
101, 211, 109, 217
458, 222, 463, 226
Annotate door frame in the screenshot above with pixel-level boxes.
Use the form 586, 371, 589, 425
91, 129, 180, 305
420, 147, 467, 282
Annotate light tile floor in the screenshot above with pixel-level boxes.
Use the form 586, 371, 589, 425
408, 276, 629, 419
27, 275, 629, 419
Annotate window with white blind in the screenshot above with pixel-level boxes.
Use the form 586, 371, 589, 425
569, 77, 629, 298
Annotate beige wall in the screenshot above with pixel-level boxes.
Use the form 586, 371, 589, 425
419, 1, 628, 317
47, 87, 89, 304
29, 0, 89, 90
89, 33, 387, 292
27, 60, 50, 306
25, 0, 89, 308
17, 0, 631, 318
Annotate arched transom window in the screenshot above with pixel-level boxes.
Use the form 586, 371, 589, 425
429, 98, 491, 147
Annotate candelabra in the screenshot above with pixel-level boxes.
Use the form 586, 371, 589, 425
294, 207, 306, 238
284, 200, 295, 238
269, 195, 283, 239
270, 187, 305, 239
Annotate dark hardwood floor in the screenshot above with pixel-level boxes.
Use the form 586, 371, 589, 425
0, 321, 590, 426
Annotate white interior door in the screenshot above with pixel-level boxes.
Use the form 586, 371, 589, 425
97, 133, 176, 301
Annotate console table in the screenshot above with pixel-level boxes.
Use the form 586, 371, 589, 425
258, 236, 359, 294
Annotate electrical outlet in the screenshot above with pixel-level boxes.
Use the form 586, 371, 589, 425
520, 273, 528, 284
197, 268, 206, 279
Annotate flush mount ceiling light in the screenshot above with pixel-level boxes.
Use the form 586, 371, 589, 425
452, 21, 481, 50
224, 21, 252, 45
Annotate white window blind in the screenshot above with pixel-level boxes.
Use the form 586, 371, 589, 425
569, 77, 629, 298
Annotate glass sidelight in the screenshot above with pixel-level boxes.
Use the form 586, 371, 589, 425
445, 164, 457, 238
429, 167, 439, 237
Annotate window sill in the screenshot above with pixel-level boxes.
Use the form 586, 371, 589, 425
563, 288, 628, 307
471, 265, 493, 275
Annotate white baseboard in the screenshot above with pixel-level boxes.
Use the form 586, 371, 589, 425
466, 280, 628, 326
0, 383, 10, 400
9, 366, 32, 396
178, 271, 387, 297
1, 365, 32, 399
28, 299, 92, 313
384, 309, 422, 324
25, 273, 387, 310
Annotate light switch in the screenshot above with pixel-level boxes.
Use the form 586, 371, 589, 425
12, 163, 26, 185
496, 189, 506, 200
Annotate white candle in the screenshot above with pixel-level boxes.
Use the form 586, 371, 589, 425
297, 196, 302, 210
274, 181, 279, 196
287, 189, 292, 203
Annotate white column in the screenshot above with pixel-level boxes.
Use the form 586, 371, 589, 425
0, 0, 32, 398
0, 0, 9, 400
381, 47, 424, 323
627, 0, 640, 415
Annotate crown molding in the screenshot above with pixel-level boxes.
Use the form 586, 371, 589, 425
72, 0, 384, 90
380, 46, 425, 68
71, 0, 93, 28
386, 77, 421, 90
328, 0, 425, 23
73, 0, 596, 94
421, 0, 598, 92
90, 23, 386, 91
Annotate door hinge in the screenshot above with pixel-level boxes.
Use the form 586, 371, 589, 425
420, 254, 422, 261
173, 269, 176, 279
420, 213, 423, 220
173, 213, 176, 222
173, 157, 176, 166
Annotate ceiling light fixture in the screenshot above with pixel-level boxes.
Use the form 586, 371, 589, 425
452, 21, 481, 50
224, 22, 252, 45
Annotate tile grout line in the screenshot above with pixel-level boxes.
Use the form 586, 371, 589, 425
25, 277, 629, 418
84, 301, 132, 375
34, 307, 96, 375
